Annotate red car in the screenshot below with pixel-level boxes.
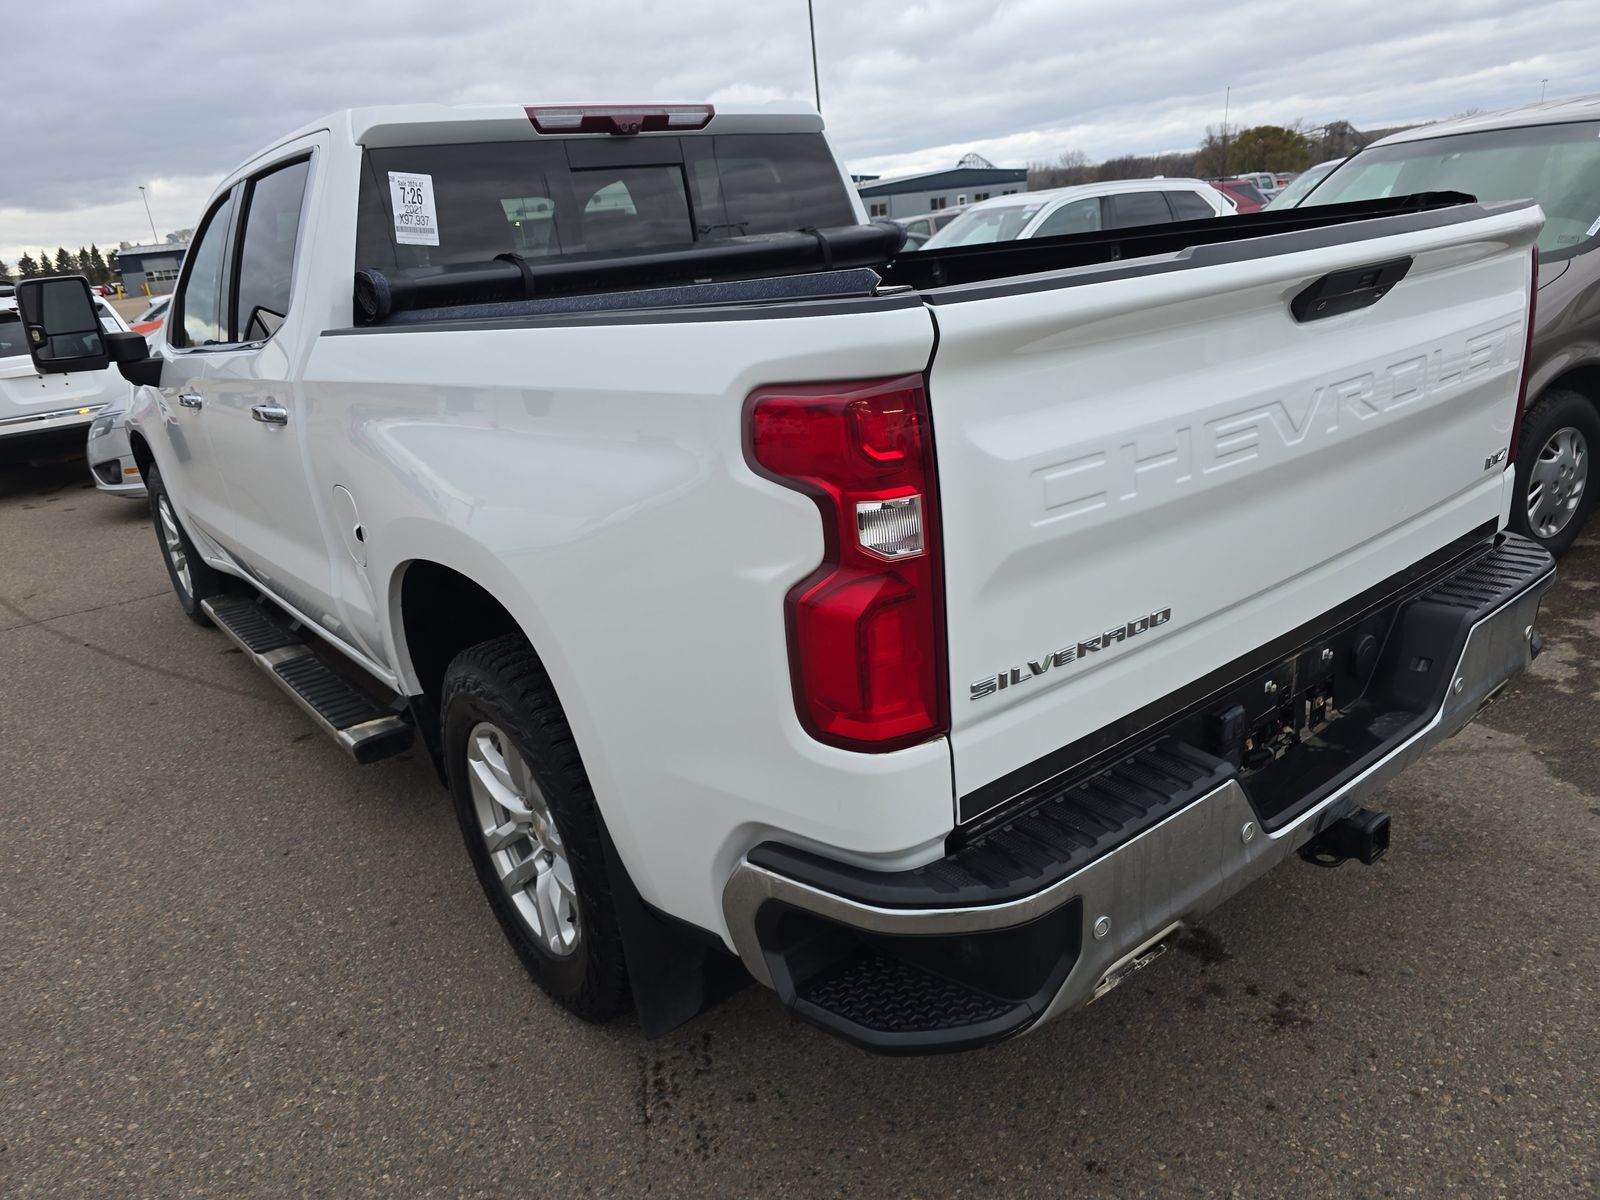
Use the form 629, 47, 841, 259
1209, 178, 1267, 213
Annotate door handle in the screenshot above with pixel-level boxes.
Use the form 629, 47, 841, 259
251, 402, 289, 426
177, 393, 203, 409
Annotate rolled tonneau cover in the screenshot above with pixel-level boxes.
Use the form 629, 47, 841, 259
354, 221, 907, 324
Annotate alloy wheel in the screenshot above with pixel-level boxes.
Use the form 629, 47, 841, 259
465, 721, 581, 957
157, 494, 192, 598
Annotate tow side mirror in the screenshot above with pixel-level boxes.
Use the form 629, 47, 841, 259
115, 340, 164, 389
15, 275, 109, 375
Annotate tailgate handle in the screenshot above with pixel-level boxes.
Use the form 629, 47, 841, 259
1291, 257, 1412, 323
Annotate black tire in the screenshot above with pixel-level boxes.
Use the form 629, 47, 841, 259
1510, 388, 1600, 558
145, 464, 226, 623
441, 634, 631, 1022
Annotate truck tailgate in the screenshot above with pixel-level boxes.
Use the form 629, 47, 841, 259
927, 202, 1542, 813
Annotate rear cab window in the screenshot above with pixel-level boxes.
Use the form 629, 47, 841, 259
355, 133, 857, 274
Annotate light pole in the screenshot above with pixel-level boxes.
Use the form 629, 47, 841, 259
138, 186, 159, 244
807, 0, 821, 113
1221, 86, 1231, 176
1541, 78, 1549, 102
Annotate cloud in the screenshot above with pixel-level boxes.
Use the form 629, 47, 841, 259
3, 0, 1598, 264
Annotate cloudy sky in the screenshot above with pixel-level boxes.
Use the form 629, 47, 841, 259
3, 0, 1597, 267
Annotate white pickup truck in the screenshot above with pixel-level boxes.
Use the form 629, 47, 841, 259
16, 103, 1555, 1053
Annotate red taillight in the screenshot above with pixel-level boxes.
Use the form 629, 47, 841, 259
748, 375, 948, 752
1509, 245, 1539, 462
525, 104, 714, 136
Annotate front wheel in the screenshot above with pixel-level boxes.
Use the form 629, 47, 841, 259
441, 634, 631, 1022
145, 465, 225, 623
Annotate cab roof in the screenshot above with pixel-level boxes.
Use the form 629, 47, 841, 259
245, 101, 824, 166
1375, 93, 1600, 147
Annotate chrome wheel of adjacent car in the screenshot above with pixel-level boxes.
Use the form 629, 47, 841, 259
465, 720, 581, 958
1525, 426, 1588, 540
157, 493, 192, 598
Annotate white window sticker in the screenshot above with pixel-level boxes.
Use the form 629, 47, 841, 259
1587, 214, 1600, 238
389, 171, 440, 246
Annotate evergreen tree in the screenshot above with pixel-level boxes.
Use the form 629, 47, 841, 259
76, 247, 91, 281
16, 253, 38, 277
54, 247, 75, 275
40, 252, 55, 276
0, 258, 11, 280
88, 244, 109, 285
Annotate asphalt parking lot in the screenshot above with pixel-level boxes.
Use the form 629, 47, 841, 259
2, 458, 1596, 1199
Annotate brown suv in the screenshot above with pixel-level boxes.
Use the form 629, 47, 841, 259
1300, 93, 1600, 555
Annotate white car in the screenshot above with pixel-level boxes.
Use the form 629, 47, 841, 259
0, 288, 133, 463
921, 178, 1231, 249
15, 102, 1552, 1055
84, 299, 150, 497
85, 400, 148, 498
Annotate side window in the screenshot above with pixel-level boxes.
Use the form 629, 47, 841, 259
233, 158, 311, 342
172, 189, 236, 349
1030, 197, 1104, 239
1107, 190, 1175, 229
1167, 190, 1217, 221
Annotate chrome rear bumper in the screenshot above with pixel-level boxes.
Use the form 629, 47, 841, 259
721, 533, 1555, 1053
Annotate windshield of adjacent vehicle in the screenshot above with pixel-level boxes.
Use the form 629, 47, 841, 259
1303, 121, 1600, 254
136, 296, 170, 323
1264, 161, 1339, 210
355, 134, 857, 272
921, 203, 1041, 248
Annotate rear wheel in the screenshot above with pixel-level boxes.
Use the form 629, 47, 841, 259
441, 634, 631, 1022
145, 465, 225, 623
1511, 389, 1598, 557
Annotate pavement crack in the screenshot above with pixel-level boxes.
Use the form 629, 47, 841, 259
0, 589, 170, 633
0, 589, 271, 703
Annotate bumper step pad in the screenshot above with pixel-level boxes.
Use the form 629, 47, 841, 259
751, 739, 1233, 909
202, 595, 413, 764
799, 949, 1016, 1034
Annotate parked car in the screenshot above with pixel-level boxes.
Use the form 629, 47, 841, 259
85, 370, 148, 500
1264, 158, 1344, 210
129, 292, 172, 338
1232, 171, 1283, 201
894, 207, 965, 249
1299, 92, 1600, 555
1210, 178, 1268, 213
15, 101, 1553, 1055
921, 178, 1231, 249
84, 298, 147, 493
0, 289, 133, 463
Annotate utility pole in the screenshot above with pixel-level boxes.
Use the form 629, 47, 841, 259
138, 186, 159, 244
808, 0, 821, 113
1541, 78, 1549, 102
